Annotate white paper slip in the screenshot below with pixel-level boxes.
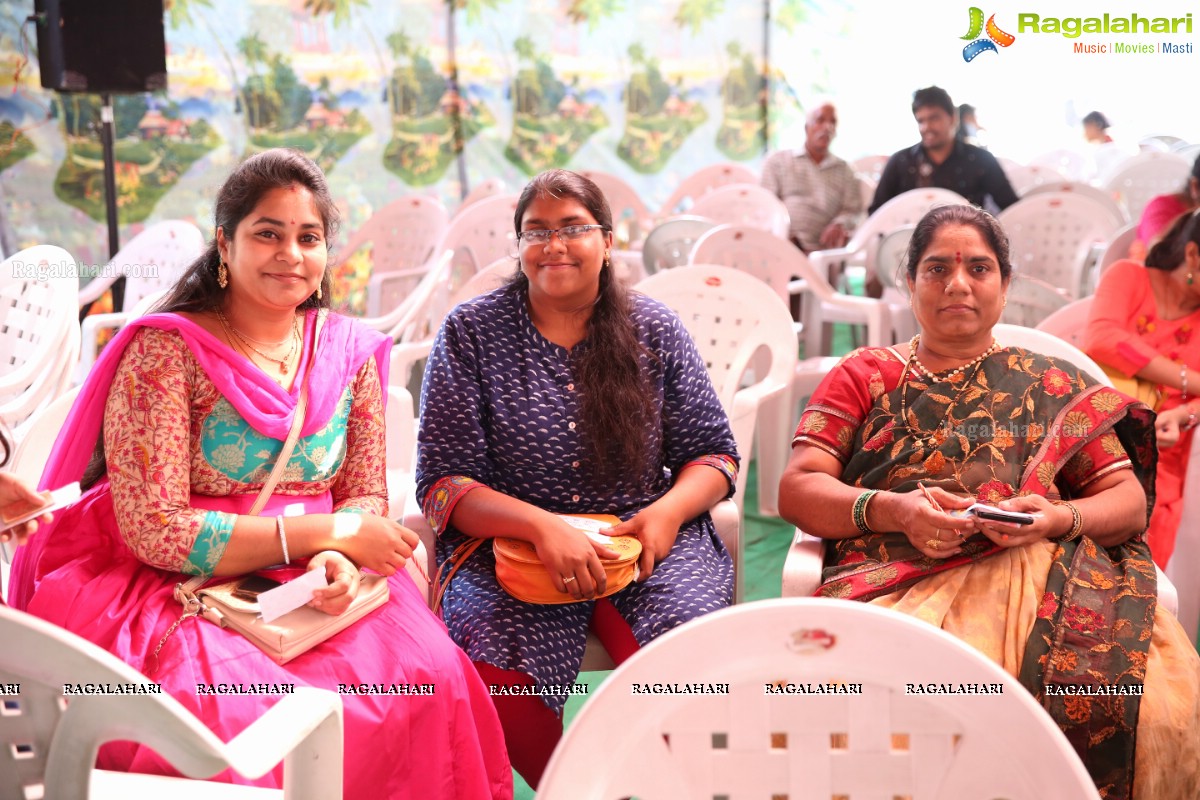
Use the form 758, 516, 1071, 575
257, 568, 328, 623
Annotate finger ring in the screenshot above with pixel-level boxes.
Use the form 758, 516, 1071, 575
562, 576, 577, 585
925, 539, 940, 550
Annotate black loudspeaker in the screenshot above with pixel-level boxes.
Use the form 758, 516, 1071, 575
34, 0, 167, 93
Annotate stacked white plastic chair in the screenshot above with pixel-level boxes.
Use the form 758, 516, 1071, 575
76, 220, 206, 379
334, 196, 449, 318
998, 192, 1122, 302
689, 224, 889, 515
1003, 163, 1067, 197
578, 169, 655, 248
641, 216, 716, 275
0, 604, 344, 800
1021, 181, 1129, 228
1101, 151, 1192, 223
540, 598, 1101, 800
658, 162, 757, 217
689, 183, 790, 239
0, 245, 80, 439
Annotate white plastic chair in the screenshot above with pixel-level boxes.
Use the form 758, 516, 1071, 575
810, 188, 968, 290
1083, 221, 1139, 295
636, 263, 797, 521
1029, 149, 1090, 183
659, 163, 758, 217
0, 604, 344, 800
851, 154, 889, 185
1035, 297, 1093, 350
540, 598, 1101, 800
1171, 141, 1200, 164
76, 220, 205, 312
1004, 163, 1066, 197
434, 193, 519, 282
689, 225, 887, 514
456, 177, 506, 214
0, 245, 81, 438
641, 216, 716, 276
1167, 432, 1200, 646
689, 184, 790, 239
577, 169, 654, 248
333, 196, 449, 318
998, 192, 1121, 301
1020, 181, 1129, 228
1102, 151, 1192, 223
355, 249, 453, 337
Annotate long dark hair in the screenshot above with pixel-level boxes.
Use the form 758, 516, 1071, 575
510, 169, 657, 483
905, 204, 1013, 282
82, 149, 339, 489
1146, 208, 1200, 272
155, 148, 339, 314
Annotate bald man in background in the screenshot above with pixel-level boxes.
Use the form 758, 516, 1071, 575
761, 102, 863, 252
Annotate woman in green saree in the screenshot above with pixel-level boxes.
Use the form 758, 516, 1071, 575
780, 204, 1199, 799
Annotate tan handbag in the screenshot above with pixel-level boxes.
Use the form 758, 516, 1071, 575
432, 513, 642, 613
165, 311, 389, 666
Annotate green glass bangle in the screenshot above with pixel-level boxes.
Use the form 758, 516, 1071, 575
852, 489, 880, 536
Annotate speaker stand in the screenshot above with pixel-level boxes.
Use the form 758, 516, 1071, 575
99, 93, 124, 309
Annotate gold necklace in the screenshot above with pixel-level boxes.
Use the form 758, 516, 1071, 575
897, 337, 997, 448
217, 310, 300, 374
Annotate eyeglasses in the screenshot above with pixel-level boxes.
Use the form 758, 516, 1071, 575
517, 224, 605, 246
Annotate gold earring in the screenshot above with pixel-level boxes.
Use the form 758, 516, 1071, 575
604, 251, 611, 270
316, 281, 323, 300
1188, 272, 1195, 286
217, 261, 228, 289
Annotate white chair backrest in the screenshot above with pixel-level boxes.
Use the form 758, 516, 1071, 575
1004, 163, 1067, 197
993, 322, 1112, 386
76, 220, 205, 311
1000, 274, 1072, 329
577, 169, 654, 245
7, 385, 81, 487
1028, 149, 1090, 182
1171, 141, 1200, 164
447, 257, 515, 308
1138, 134, 1185, 153
0, 246, 80, 433
540, 598, 1100, 800
435, 193, 520, 277
641, 216, 717, 275
457, 177, 506, 214
1020, 181, 1129, 227
851, 154, 889, 184
689, 224, 827, 307
0, 604, 344, 800
1101, 151, 1192, 222
689, 184, 790, 239
875, 224, 916, 295
334, 195, 449, 275
384, 250, 457, 343
1096, 221, 1140, 277
635, 264, 796, 413
837, 188, 967, 276
659, 163, 758, 217
998, 192, 1121, 300
1034, 296, 1093, 350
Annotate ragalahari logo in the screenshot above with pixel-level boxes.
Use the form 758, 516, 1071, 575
961, 7, 1016, 61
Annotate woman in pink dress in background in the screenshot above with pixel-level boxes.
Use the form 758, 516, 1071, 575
10, 148, 511, 799
1087, 207, 1200, 568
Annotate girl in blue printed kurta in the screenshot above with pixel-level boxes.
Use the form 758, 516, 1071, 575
416, 170, 738, 789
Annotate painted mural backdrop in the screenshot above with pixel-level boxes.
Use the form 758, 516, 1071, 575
0, 0, 820, 306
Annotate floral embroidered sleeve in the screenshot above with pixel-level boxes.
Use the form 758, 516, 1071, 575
1057, 431, 1133, 495
104, 328, 236, 575
330, 356, 388, 517
794, 349, 885, 462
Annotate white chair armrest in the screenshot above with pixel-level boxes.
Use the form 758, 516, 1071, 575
781, 528, 825, 597
77, 270, 120, 308
1156, 565, 1178, 617
389, 340, 433, 392
79, 311, 132, 376
365, 266, 430, 318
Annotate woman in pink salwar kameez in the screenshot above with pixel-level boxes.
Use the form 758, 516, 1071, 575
9, 149, 511, 799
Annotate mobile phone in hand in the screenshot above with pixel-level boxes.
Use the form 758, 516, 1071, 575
950, 502, 1035, 526
0, 482, 81, 533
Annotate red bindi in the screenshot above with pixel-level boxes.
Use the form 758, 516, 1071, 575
955, 251, 962, 263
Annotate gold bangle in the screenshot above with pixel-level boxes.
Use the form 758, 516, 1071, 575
1051, 500, 1082, 542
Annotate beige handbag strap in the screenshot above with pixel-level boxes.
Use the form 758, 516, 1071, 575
172, 311, 327, 602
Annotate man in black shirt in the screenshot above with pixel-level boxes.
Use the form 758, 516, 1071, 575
868, 86, 1017, 215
